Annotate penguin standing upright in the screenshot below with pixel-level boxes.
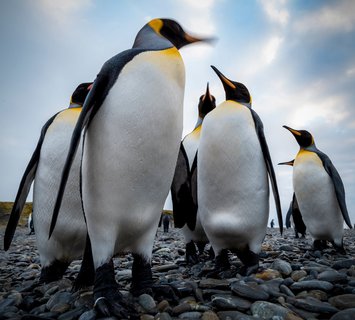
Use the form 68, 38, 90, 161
279, 160, 306, 238
198, 66, 283, 276
4, 83, 94, 285
49, 19, 211, 317
171, 83, 216, 264
283, 126, 352, 252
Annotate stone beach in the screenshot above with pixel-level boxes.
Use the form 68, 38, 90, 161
1, 226, 355, 320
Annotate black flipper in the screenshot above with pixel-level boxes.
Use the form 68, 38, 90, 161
250, 109, 283, 234
4, 112, 59, 251
171, 143, 197, 230
49, 48, 146, 238
314, 149, 352, 229
285, 200, 293, 229
291, 194, 306, 236
188, 152, 198, 230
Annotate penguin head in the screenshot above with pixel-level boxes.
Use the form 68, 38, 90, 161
283, 126, 315, 148
211, 65, 252, 107
133, 18, 214, 50
278, 159, 294, 166
70, 82, 93, 107
198, 83, 216, 119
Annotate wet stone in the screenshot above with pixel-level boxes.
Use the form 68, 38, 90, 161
251, 301, 301, 320
217, 310, 256, 320
290, 280, 334, 291
201, 310, 219, 320
271, 259, 292, 277
211, 294, 252, 311
138, 293, 157, 313
178, 311, 202, 319
328, 294, 355, 309
330, 308, 355, 320
230, 281, 269, 300
318, 270, 348, 283
46, 291, 73, 310
288, 296, 339, 314
199, 278, 230, 290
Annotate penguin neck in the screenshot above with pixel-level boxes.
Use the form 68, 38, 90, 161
68, 102, 81, 109
194, 117, 203, 128
133, 25, 174, 50
300, 144, 318, 153
227, 100, 252, 109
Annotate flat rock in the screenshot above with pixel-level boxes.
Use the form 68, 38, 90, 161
230, 281, 269, 300
328, 294, 355, 309
288, 296, 338, 314
291, 270, 307, 282
330, 308, 355, 320
199, 278, 230, 290
318, 270, 348, 283
217, 310, 256, 319
251, 301, 302, 320
290, 280, 334, 291
211, 294, 251, 311
332, 259, 355, 270
255, 268, 282, 280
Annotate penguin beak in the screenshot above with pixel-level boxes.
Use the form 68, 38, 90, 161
205, 82, 212, 101
278, 160, 294, 166
184, 33, 217, 45
211, 65, 236, 90
283, 125, 302, 137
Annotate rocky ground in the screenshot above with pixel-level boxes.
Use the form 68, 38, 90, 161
1, 226, 355, 320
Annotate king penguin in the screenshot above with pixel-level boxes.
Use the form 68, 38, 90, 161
198, 66, 283, 276
171, 83, 216, 264
4, 82, 94, 285
49, 19, 211, 317
283, 126, 352, 252
278, 160, 306, 238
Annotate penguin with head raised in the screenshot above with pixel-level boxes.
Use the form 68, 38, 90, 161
4, 82, 94, 286
171, 83, 216, 264
49, 19, 211, 317
198, 66, 283, 276
279, 160, 306, 238
283, 126, 352, 252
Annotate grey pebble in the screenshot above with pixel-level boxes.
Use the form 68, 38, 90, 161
138, 293, 157, 313
230, 281, 269, 300
211, 294, 251, 311
290, 279, 334, 291
317, 270, 348, 283
328, 294, 355, 309
288, 296, 339, 314
332, 259, 355, 270
46, 291, 73, 311
270, 259, 292, 276
178, 311, 202, 319
251, 300, 301, 319
330, 308, 355, 320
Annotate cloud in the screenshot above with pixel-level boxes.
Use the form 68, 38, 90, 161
37, 0, 92, 27
259, 0, 289, 26
346, 66, 355, 77
263, 36, 284, 64
294, 0, 355, 34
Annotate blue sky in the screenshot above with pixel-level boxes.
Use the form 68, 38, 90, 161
1, 0, 355, 227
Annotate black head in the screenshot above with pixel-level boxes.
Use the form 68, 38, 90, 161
283, 126, 315, 148
211, 65, 251, 106
198, 83, 216, 118
148, 18, 214, 49
71, 82, 93, 106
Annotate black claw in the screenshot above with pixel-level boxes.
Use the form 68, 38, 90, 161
94, 297, 110, 317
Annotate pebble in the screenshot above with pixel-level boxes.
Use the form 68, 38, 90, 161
290, 279, 334, 291
1, 227, 355, 319
230, 281, 269, 300
271, 259, 293, 276
328, 294, 355, 309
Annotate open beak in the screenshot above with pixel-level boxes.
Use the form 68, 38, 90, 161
283, 125, 302, 137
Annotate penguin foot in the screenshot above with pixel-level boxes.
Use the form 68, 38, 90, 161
186, 241, 199, 265
205, 249, 230, 278
331, 241, 347, 255
239, 263, 259, 276
151, 283, 180, 304
130, 253, 153, 297
39, 260, 69, 283
94, 260, 138, 318
312, 240, 328, 251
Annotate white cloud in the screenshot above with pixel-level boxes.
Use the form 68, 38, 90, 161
346, 66, 355, 77
294, 0, 355, 34
37, 0, 92, 26
260, 0, 289, 26
263, 36, 283, 65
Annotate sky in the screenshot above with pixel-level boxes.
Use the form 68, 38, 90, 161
1, 0, 355, 227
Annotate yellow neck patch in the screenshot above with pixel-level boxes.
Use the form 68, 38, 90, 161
149, 19, 163, 35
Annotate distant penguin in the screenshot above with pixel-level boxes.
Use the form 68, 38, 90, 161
198, 66, 283, 276
278, 160, 306, 238
4, 82, 94, 285
49, 19, 211, 317
171, 83, 216, 264
27, 212, 34, 235
283, 126, 352, 252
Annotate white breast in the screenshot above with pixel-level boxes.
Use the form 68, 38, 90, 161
293, 150, 344, 243
33, 109, 86, 266
82, 49, 185, 265
198, 101, 269, 254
